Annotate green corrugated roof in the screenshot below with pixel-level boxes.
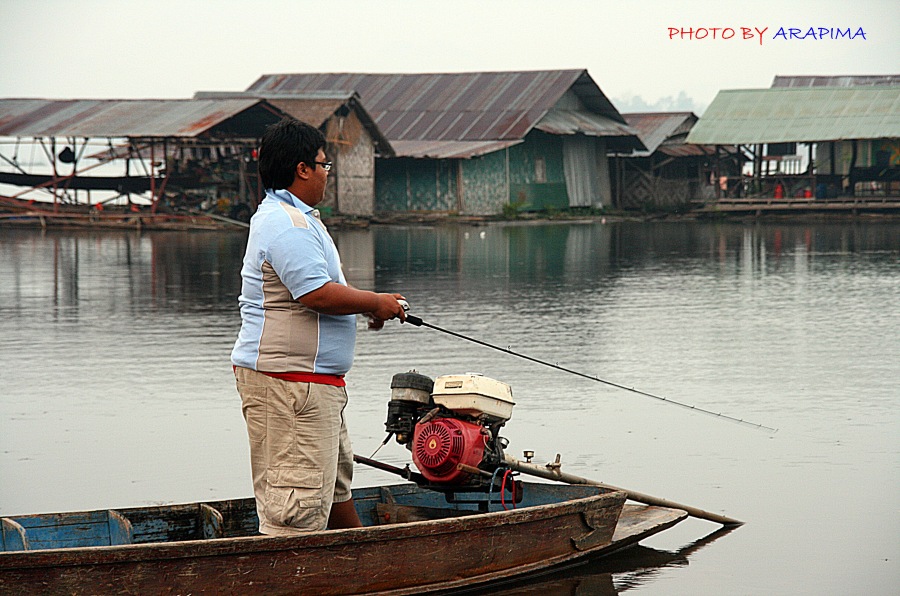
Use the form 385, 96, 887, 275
686, 87, 900, 144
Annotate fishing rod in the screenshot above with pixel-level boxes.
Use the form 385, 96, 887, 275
397, 302, 777, 433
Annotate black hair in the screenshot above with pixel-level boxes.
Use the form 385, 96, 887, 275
258, 117, 326, 190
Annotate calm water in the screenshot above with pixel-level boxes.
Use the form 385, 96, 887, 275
1, 221, 898, 595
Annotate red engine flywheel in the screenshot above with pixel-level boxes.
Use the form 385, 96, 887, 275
412, 418, 486, 484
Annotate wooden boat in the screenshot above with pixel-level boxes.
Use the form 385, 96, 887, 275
0, 482, 686, 595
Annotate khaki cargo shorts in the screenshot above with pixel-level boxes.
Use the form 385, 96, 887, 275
234, 366, 354, 535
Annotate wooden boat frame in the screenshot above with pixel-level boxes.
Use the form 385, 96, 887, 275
0, 482, 686, 594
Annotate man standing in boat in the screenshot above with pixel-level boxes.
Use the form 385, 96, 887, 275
231, 117, 407, 535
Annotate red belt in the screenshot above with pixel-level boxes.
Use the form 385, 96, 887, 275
234, 366, 346, 387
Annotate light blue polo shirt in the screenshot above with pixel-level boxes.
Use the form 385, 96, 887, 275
231, 189, 356, 374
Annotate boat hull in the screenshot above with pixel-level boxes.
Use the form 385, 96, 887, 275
0, 483, 684, 594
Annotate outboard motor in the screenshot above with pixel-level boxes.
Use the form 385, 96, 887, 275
384, 371, 515, 488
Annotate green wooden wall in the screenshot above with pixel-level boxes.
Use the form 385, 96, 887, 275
375, 131, 572, 215
375, 158, 458, 212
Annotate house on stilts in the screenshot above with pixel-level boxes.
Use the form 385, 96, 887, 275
685, 76, 900, 214
0, 97, 290, 227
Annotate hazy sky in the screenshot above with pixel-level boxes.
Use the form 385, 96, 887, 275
1, 0, 897, 113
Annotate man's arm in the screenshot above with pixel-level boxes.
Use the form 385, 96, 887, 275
299, 282, 406, 323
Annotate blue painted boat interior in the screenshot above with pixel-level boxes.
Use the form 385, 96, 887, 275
1, 482, 603, 552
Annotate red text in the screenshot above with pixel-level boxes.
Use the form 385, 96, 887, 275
669, 27, 769, 46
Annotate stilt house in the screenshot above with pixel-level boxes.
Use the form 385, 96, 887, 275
0, 98, 288, 219
686, 79, 900, 200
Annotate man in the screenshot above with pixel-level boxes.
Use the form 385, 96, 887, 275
231, 117, 406, 535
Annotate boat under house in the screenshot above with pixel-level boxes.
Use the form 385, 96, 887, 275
245, 70, 645, 216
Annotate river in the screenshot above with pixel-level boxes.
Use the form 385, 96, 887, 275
1, 220, 897, 595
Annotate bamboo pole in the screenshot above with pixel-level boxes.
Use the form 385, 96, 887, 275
503, 454, 743, 527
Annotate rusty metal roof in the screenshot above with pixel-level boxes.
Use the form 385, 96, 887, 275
657, 144, 714, 157
0, 99, 285, 138
686, 87, 900, 144
622, 112, 696, 154
772, 75, 900, 88
246, 70, 640, 149
389, 139, 522, 159
195, 91, 393, 156
620, 112, 727, 157
534, 109, 635, 138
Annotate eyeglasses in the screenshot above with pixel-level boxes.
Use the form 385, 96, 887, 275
314, 161, 333, 171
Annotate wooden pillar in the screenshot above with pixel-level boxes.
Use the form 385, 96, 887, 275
51, 137, 59, 213
456, 159, 464, 213
714, 145, 721, 200
150, 141, 157, 213
829, 142, 836, 175
808, 142, 815, 195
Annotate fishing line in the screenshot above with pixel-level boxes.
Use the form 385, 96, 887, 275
401, 312, 777, 433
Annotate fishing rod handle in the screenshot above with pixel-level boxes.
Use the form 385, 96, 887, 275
397, 299, 423, 326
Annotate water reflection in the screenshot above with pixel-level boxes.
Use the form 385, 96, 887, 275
0, 229, 247, 317
7, 222, 891, 318
335, 229, 376, 290
452, 525, 735, 595
1, 220, 897, 595
368, 223, 613, 281
354, 221, 900, 290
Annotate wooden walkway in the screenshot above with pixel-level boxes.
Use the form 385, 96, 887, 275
693, 196, 900, 216
0, 210, 246, 231
0, 194, 247, 231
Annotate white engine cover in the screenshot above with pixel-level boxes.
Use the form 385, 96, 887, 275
431, 373, 515, 422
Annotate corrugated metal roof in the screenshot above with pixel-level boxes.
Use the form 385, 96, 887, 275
658, 144, 713, 157
197, 91, 352, 126
194, 91, 393, 156
246, 70, 637, 147
686, 87, 900, 144
0, 99, 284, 138
535, 109, 635, 137
390, 139, 522, 159
772, 75, 900, 88
622, 112, 697, 154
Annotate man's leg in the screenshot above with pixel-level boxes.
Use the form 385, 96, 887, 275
328, 499, 362, 529
236, 370, 347, 535
329, 391, 361, 529
234, 367, 270, 533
